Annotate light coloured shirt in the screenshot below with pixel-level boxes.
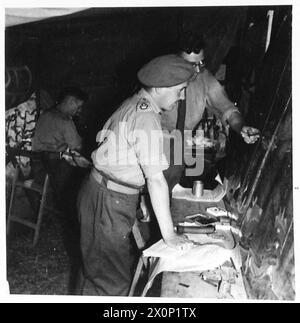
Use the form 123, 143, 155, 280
32, 108, 82, 152
161, 68, 240, 132
92, 89, 169, 187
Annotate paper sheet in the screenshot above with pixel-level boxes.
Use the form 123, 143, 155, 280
141, 238, 242, 296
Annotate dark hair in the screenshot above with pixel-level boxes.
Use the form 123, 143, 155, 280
179, 31, 206, 54
57, 86, 88, 103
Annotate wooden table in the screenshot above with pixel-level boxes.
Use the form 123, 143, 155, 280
160, 197, 247, 299
170, 196, 226, 224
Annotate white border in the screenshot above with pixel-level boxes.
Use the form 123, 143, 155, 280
1, 0, 299, 304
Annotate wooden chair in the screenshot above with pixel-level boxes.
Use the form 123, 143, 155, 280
6, 149, 51, 247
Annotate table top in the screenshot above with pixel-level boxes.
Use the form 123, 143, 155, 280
159, 197, 246, 299
170, 196, 226, 224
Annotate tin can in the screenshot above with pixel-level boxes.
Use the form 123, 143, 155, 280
192, 180, 204, 197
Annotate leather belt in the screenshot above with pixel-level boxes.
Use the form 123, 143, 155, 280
91, 168, 140, 195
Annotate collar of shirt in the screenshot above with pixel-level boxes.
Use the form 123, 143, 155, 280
138, 88, 162, 114
190, 67, 205, 80
54, 107, 73, 120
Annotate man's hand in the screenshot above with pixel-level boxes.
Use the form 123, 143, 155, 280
62, 149, 92, 168
240, 126, 260, 144
164, 233, 194, 251
139, 194, 151, 222
73, 155, 92, 168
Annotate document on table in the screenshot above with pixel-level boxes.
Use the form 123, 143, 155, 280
141, 237, 242, 297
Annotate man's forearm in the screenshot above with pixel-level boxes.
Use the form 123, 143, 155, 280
146, 172, 175, 240
228, 111, 244, 134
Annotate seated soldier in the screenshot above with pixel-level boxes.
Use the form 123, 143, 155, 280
32, 86, 89, 294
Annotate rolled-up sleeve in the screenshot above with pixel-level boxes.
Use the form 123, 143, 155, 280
133, 112, 169, 178
63, 119, 82, 150
205, 70, 241, 125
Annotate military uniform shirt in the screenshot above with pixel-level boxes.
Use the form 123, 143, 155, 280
92, 89, 169, 187
32, 108, 82, 152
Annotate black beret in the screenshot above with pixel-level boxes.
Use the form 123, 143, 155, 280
137, 54, 195, 87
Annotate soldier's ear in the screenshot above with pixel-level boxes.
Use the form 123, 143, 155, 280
155, 87, 167, 95
68, 96, 79, 108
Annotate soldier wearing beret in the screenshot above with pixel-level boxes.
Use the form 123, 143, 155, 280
77, 54, 195, 296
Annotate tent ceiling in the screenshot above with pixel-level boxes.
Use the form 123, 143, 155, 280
5, 8, 89, 27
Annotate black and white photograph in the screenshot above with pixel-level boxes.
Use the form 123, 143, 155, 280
1, 0, 298, 304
